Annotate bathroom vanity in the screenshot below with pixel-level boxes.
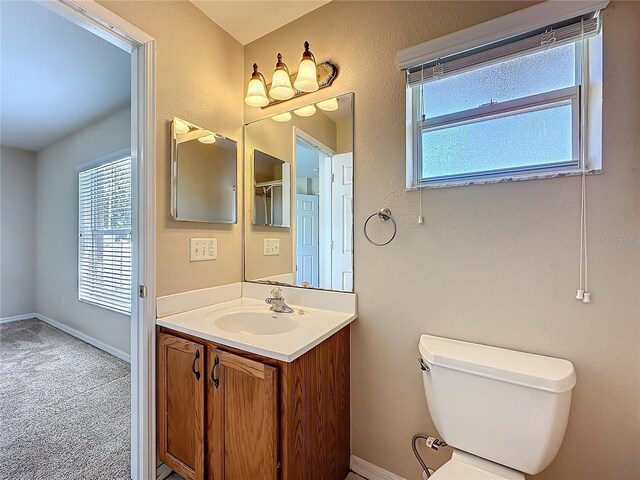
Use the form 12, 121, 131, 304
156, 284, 356, 480
158, 94, 356, 479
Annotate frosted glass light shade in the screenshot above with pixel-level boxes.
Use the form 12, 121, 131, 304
293, 104, 317, 117
294, 57, 319, 92
317, 97, 338, 111
271, 112, 292, 123
174, 118, 190, 134
245, 77, 269, 107
244, 64, 269, 108
269, 54, 295, 101
294, 41, 319, 93
197, 133, 216, 144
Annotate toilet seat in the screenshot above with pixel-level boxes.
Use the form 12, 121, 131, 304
430, 451, 525, 480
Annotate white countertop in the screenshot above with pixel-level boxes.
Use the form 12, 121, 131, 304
157, 296, 356, 362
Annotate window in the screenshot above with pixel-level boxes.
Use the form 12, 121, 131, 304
78, 155, 132, 314
401, 4, 604, 188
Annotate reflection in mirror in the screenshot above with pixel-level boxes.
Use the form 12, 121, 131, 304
171, 117, 237, 223
244, 93, 354, 292
253, 150, 291, 227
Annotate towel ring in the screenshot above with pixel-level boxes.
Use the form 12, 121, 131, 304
364, 208, 397, 246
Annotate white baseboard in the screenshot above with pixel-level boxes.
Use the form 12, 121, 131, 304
0, 312, 37, 324
351, 455, 407, 480
35, 313, 131, 363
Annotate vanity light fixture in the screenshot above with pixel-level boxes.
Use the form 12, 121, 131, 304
316, 97, 339, 111
293, 104, 317, 117
197, 132, 216, 144
271, 112, 292, 123
244, 64, 269, 108
269, 54, 295, 101
294, 41, 320, 92
245, 41, 336, 108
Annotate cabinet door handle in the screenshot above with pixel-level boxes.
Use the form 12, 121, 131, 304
211, 354, 220, 389
192, 349, 201, 381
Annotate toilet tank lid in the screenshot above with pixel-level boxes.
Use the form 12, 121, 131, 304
419, 335, 576, 393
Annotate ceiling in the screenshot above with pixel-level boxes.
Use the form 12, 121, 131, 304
0, 1, 131, 152
190, 0, 331, 45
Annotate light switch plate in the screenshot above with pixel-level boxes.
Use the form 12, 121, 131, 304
263, 238, 280, 256
191, 238, 217, 262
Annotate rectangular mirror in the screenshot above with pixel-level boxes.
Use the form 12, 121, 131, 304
171, 117, 237, 223
244, 93, 354, 292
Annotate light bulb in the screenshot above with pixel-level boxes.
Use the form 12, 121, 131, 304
271, 112, 292, 123
316, 97, 338, 111
293, 41, 319, 93
293, 104, 316, 117
174, 118, 190, 134
244, 64, 269, 108
269, 53, 295, 101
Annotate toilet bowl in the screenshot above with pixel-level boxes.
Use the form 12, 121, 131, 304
419, 335, 576, 479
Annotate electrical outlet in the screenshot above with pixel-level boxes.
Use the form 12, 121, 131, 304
191, 238, 217, 262
263, 238, 280, 256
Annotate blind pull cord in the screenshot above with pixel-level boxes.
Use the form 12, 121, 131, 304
417, 65, 426, 225
576, 18, 591, 304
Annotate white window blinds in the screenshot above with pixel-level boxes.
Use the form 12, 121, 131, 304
406, 14, 600, 87
78, 156, 132, 314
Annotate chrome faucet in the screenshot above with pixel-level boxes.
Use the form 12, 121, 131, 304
265, 287, 294, 313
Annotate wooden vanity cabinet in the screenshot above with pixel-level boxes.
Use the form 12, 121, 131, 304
157, 333, 205, 480
207, 348, 279, 480
157, 325, 350, 480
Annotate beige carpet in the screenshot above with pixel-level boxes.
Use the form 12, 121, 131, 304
0, 319, 131, 480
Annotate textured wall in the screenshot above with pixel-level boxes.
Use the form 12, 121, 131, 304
0, 147, 37, 318
98, 0, 245, 297
35, 107, 132, 354
245, 1, 640, 479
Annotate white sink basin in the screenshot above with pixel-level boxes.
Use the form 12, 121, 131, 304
211, 308, 299, 335
157, 293, 357, 361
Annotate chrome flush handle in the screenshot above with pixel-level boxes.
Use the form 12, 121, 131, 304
419, 358, 430, 371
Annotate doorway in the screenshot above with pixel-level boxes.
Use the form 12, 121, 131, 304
0, 1, 155, 478
294, 131, 353, 291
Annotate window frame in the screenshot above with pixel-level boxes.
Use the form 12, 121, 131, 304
415, 84, 581, 184
409, 42, 585, 187
77, 151, 132, 315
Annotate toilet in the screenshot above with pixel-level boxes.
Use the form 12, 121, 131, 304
419, 335, 577, 480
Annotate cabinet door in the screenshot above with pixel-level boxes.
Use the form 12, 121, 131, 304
207, 349, 279, 480
158, 333, 205, 480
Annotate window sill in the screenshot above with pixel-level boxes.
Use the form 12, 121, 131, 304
79, 298, 132, 317
406, 168, 602, 191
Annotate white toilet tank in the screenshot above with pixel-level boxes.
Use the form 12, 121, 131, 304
419, 335, 576, 475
